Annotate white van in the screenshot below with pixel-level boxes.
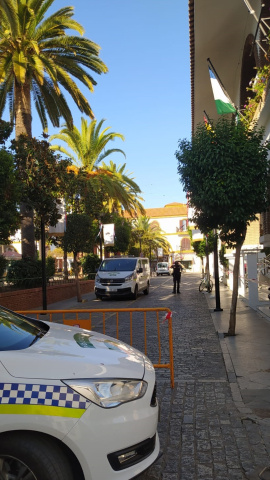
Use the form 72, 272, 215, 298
156, 262, 172, 276
95, 257, 150, 300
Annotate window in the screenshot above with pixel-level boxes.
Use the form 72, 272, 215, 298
181, 238, 190, 250
179, 220, 188, 231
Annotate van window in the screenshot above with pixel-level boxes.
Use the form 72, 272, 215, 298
157, 262, 168, 268
99, 258, 137, 272
141, 259, 149, 271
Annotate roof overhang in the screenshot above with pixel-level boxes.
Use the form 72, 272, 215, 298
189, 0, 261, 131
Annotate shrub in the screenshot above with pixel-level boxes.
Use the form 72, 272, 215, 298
6, 257, 55, 288
46, 256, 56, 278
81, 253, 100, 279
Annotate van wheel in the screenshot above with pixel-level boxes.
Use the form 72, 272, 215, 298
0, 433, 73, 480
132, 285, 138, 300
143, 282, 150, 295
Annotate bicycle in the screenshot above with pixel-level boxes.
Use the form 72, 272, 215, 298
199, 274, 213, 293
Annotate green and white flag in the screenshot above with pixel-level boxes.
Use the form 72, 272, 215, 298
208, 66, 236, 115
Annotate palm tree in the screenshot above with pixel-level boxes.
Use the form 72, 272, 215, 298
50, 118, 145, 217
50, 118, 125, 168
132, 216, 172, 259
99, 161, 145, 217
0, 0, 108, 258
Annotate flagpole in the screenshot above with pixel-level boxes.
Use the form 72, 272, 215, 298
207, 58, 235, 105
203, 110, 211, 124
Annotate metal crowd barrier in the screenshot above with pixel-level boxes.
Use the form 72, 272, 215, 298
17, 308, 174, 388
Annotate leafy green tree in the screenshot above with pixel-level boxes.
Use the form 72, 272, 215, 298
11, 135, 71, 233
62, 213, 96, 302
219, 243, 229, 270
176, 117, 270, 335
0, 120, 20, 244
105, 216, 132, 255
188, 228, 214, 274
81, 253, 100, 279
0, 0, 108, 258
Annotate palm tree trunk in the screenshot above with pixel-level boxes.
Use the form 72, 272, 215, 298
14, 80, 32, 137
15, 80, 36, 259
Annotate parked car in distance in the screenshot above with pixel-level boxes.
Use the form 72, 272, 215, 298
0, 305, 160, 480
156, 262, 172, 276
95, 256, 150, 300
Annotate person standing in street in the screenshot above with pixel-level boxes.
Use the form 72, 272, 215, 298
171, 261, 183, 294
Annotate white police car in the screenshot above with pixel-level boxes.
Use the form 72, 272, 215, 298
0, 306, 160, 480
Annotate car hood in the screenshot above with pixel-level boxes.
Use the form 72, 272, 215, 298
97, 271, 132, 278
1, 322, 146, 380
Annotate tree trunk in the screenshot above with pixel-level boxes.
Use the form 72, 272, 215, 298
227, 229, 246, 336
20, 202, 36, 259
15, 80, 36, 259
63, 249, 68, 282
73, 252, 82, 302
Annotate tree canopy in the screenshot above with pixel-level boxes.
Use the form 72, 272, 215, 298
176, 117, 270, 335
0, 0, 108, 135
176, 118, 270, 247
0, 123, 20, 243
50, 118, 145, 218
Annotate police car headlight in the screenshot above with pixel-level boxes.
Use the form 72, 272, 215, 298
95, 274, 101, 282
62, 379, 147, 408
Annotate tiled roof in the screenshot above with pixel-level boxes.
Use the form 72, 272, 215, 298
146, 203, 187, 218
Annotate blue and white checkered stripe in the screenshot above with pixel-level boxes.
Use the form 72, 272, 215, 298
0, 383, 89, 409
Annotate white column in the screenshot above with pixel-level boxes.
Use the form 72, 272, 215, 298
247, 252, 259, 308
238, 252, 245, 297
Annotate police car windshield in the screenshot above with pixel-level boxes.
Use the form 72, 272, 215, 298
99, 259, 137, 272
0, 308, 47, 351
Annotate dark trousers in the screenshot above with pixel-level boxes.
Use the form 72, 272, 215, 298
173, 275, 181, 292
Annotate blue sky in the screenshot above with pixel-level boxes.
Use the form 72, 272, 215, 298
10, 0, 192, 209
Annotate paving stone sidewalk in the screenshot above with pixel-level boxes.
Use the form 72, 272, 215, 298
138, 274, 270, 480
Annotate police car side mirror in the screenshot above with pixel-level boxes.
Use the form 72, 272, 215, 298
137, 267, 143, 273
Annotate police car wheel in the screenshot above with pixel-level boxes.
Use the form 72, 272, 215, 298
0, 433, 73, 480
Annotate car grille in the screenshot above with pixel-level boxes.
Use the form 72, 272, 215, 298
100, 278, 125, 286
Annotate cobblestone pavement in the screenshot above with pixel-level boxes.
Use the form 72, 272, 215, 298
133, 273, 270, 480
39, 272, 270, 480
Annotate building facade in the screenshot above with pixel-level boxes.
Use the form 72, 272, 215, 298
189, 0, 270, 297
145, 202, 199, 270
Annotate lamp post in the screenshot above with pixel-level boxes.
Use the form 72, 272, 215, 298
99, 221, 103, 262
213, 229, 223, 312
41, 217, 47, 311
149, 241, 153, 274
